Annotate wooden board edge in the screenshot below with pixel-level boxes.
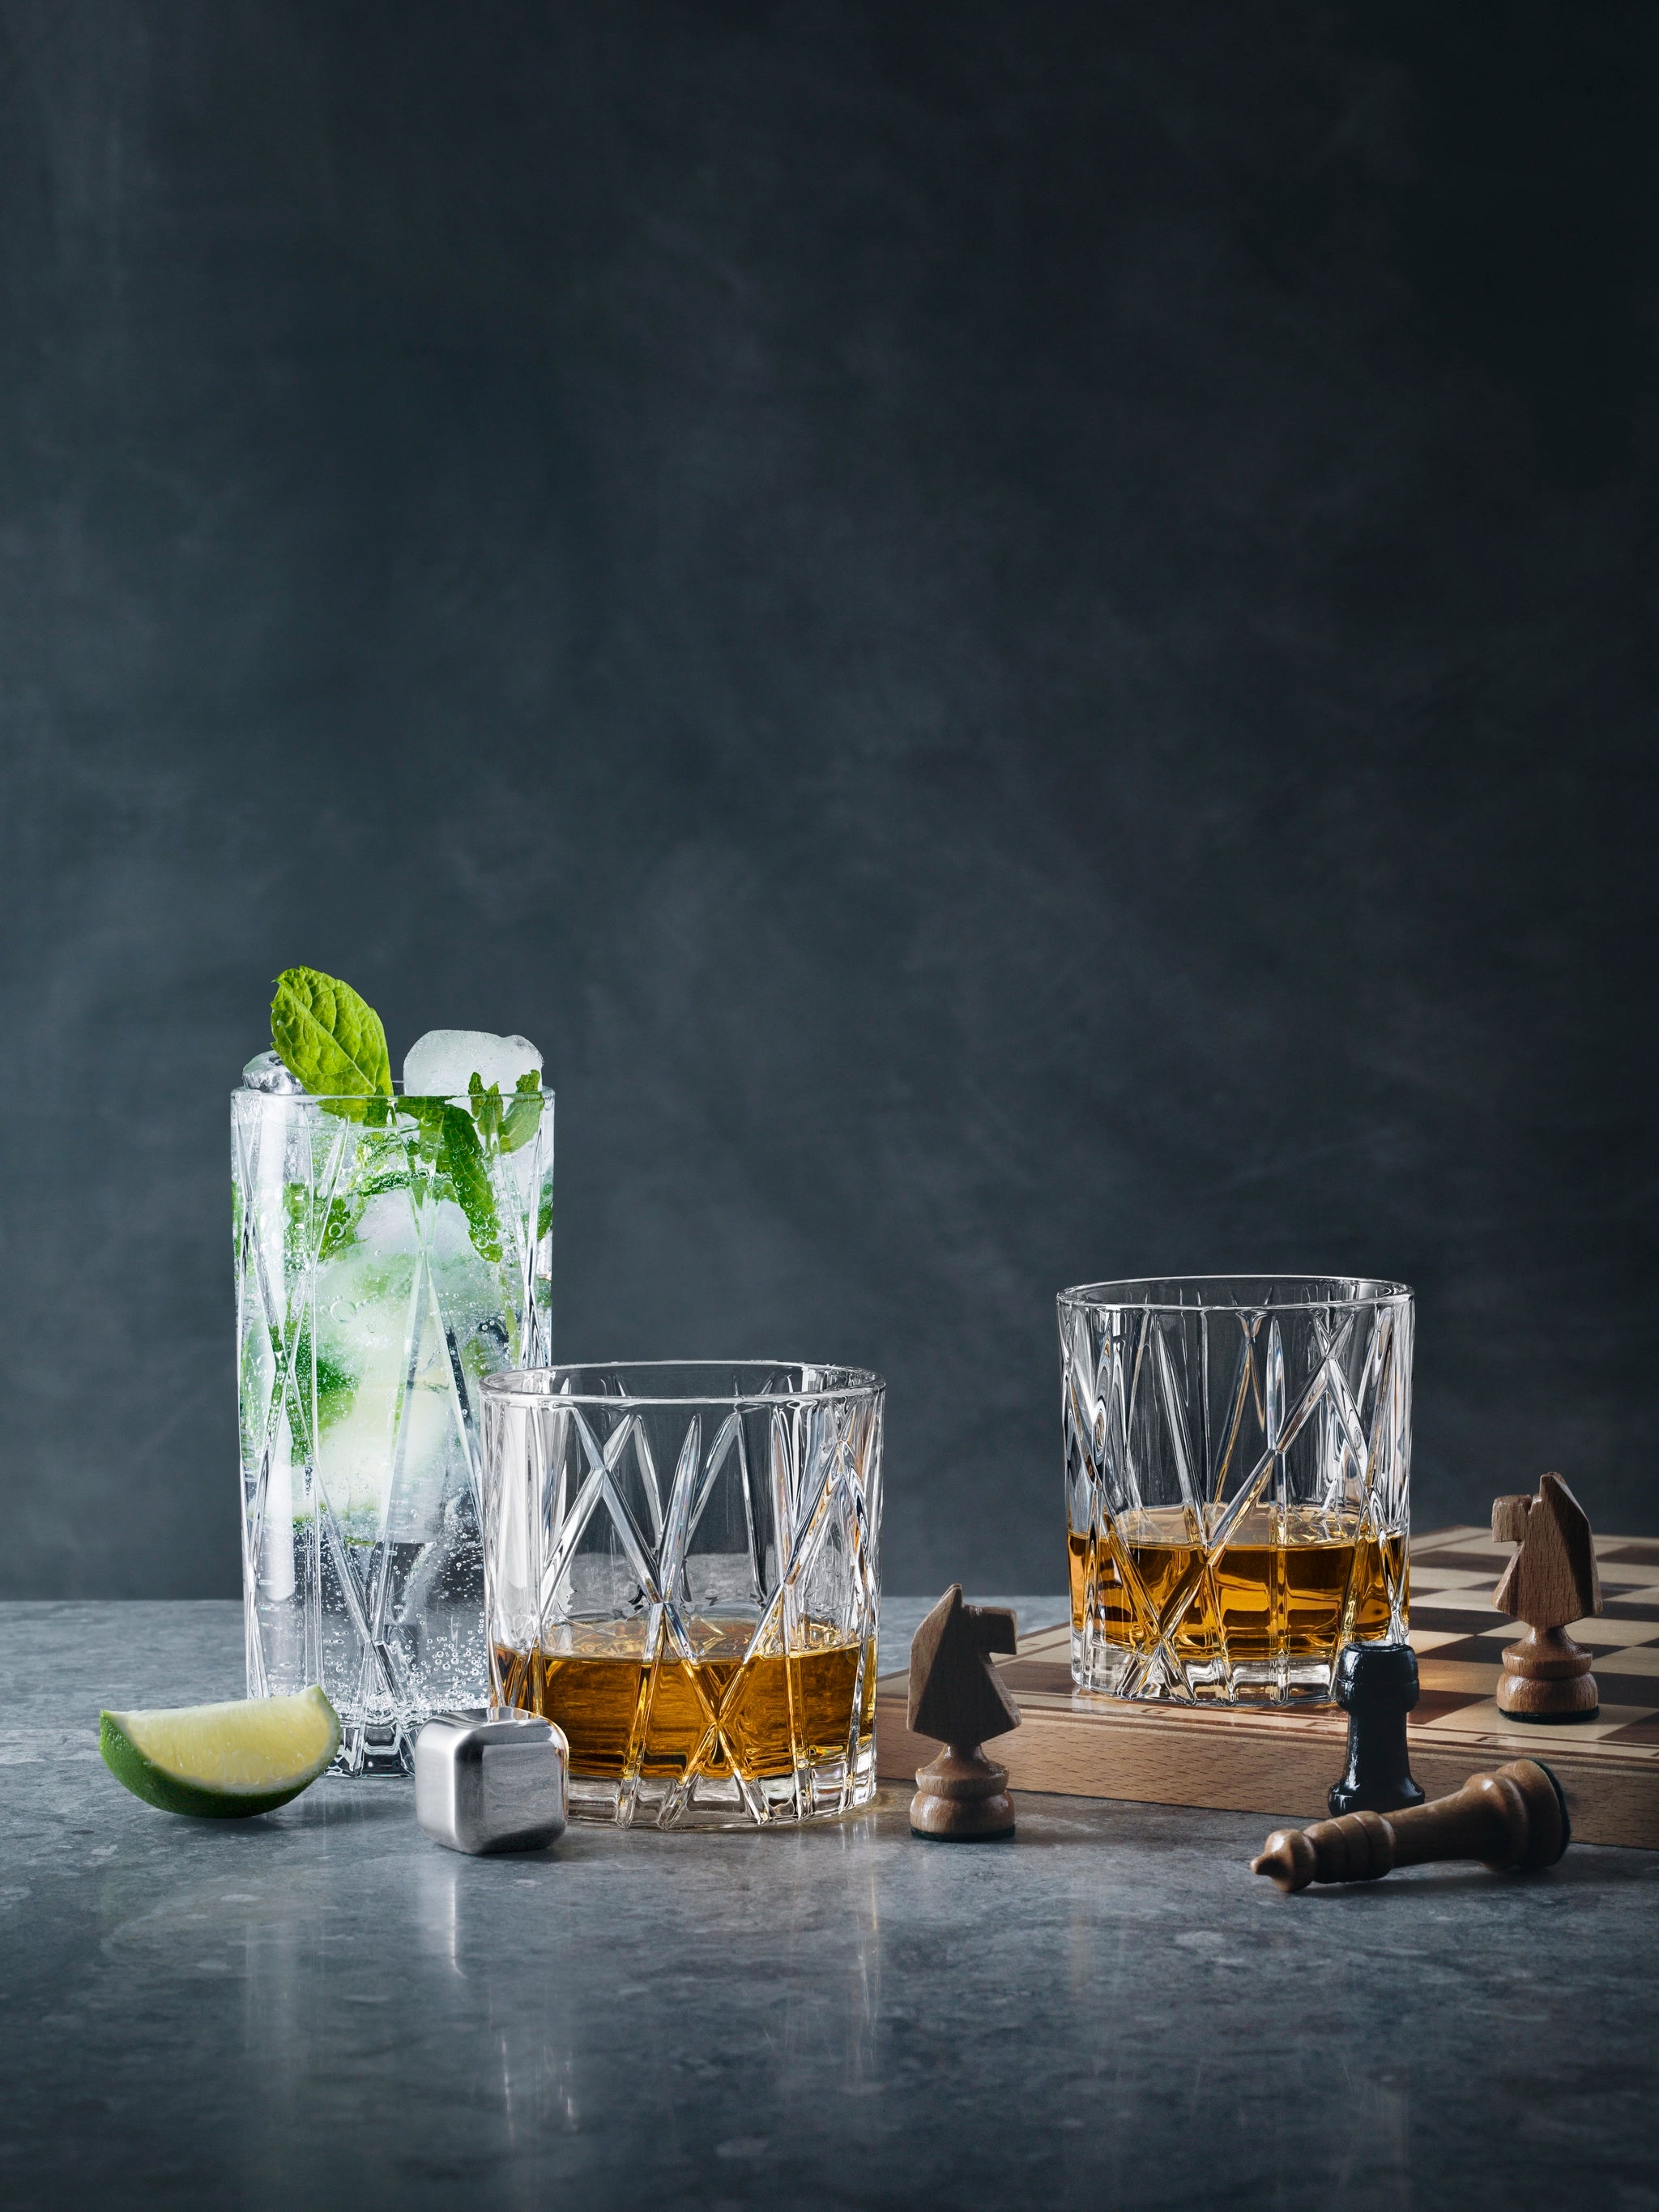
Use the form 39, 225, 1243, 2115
873, 1693, 1659, 1849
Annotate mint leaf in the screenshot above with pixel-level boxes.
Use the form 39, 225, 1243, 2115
500, 1070, 543, 1155
271, 968, 392, 1098
469, 1072, 504, 1148
315, 1349, 357, 1433
440, 1104, 502, 1262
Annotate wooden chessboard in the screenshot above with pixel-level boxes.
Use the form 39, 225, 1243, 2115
874, 1527, 1659, 1847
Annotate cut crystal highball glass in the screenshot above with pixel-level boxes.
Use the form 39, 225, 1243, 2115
235, 1086, 553, 1772
1060, 1277, 1412, 1704
482, 1363, 883, 1829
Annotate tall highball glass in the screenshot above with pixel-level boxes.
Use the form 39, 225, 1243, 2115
235, 1085, 553, 1771
1060, 1277, 1412, 1705
482, 1362, 884, 1829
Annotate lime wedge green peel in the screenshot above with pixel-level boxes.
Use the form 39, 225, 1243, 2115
100, 1687, 341, 1819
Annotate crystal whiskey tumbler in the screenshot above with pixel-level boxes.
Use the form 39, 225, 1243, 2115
482, 1362, 883, 1828
1060, 1277, 1411, 1704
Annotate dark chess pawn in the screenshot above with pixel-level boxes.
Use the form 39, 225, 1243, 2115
1328, 1642, 1426, 1817
907, 1586, 1021, 1840
1253, 1757, 1570, 1893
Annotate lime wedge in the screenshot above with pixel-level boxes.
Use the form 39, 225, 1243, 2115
99, 1687, 341, 1818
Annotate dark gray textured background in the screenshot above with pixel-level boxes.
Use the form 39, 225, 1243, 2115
1, 2, 1654, 1598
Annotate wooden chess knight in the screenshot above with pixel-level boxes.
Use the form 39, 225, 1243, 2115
1491, 1473, 1603, 1721
907, 1586, 1021, 1839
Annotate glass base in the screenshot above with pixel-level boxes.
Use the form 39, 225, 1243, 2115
566, 1743, 877, 1830
1070, 1626, 1388, 1706
330, 1719, 417, 1775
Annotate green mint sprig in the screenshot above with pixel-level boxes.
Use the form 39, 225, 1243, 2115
468, 1071, 503, 1146
500, 1069, 543, 1153
401, 1095, 503, 1263
267, 968, 539, 1268
467, 1069, 543, 1154
271, 968, 393, 1100
441, 1104, 503, 1262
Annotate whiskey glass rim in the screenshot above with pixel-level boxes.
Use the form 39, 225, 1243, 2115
1058, 1274, 1412, 1316
480, 1360, 885, 1411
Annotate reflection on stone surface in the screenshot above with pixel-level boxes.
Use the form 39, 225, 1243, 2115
0, 1603, 1655, 2210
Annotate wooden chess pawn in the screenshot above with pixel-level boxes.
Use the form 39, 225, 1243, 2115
1252, 1757, 1570, 1893
1491, 1474, 1603, 1722
907, 1586, 1021, 1840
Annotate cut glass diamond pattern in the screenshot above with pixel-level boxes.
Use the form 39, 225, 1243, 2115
235, 1088, 554, 1773
1060, 1279, 1412, 1705
483, 1364, 883, 1828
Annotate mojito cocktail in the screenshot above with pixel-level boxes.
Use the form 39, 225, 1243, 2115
235, 971, 552, 1772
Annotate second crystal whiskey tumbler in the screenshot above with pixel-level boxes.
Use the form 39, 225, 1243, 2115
1060, 1277, 1412, 1704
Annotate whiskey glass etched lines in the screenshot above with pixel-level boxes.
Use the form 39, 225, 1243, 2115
481, 1363, 883, 1828
1060, 1278, 1411, 1704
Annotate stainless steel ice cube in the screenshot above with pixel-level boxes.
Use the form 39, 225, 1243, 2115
414, 1708, 568, 1855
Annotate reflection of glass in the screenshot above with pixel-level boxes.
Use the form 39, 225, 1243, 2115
482, 1362, 883, 1828
1059, 1278, 1411, 1704
235, 1086, 553, 1771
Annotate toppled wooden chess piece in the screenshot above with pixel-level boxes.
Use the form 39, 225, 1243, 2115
1252, 1757, 1569, 1893
908, 1586, 1020, 1840
1491, 1473, 1603, 1721
1328, 1642, 1425, 1817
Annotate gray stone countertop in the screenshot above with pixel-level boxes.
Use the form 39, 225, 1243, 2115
2, 1599, 1656, 2212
